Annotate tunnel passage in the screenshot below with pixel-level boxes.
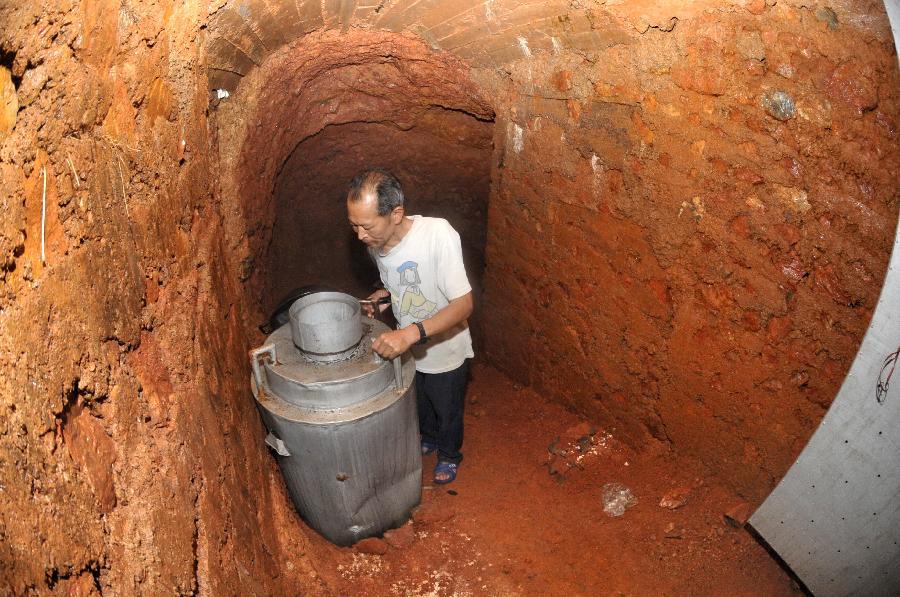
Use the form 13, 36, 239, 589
211, 10, 900, 504
214, 30, 495, 324
269, 114, 494, 310
3, 0, 900, 593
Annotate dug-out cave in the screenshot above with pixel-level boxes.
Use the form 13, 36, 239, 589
1, 0, 899, 594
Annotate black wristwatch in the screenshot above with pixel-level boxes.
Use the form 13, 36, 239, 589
414, 321, 428, 345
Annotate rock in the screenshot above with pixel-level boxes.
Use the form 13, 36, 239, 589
724, 501, 752, 527
761, 378, 783, 393
354, 537, 388, 555
56, 571, 100, 596
790, 370, 810, 387
17, 64, 49, 107
551, 70, 572, 92
383, 523, 416, 549
745, 194, 765, 210
664, 522, 684, 539
761, 90, 796, 121
672, 65, 728, 96
602, 483, 638, 517
776, 64, 796, 79
659, 487, 691, 509
62, 402, 118, 513
780, 257, 807, 285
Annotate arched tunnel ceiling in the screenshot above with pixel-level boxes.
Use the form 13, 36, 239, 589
204, 1, 897, 91
204, 0, 666, 91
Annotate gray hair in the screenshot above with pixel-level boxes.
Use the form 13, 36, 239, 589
347, 169, 405, 216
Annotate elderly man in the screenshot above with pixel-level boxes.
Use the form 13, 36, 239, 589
347, 169, 474, 485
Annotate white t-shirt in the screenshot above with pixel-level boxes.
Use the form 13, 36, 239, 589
371, 215, 474, 374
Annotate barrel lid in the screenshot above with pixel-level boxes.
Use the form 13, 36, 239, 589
261, 318, 395, 409
251, 353, 415, 424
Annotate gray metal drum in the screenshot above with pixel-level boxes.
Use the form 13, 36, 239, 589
250, 294, 421, 546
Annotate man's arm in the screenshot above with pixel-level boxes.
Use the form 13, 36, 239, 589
371, 292, 473, 359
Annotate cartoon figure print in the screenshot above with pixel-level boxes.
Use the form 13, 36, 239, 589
397, 260, 437, 320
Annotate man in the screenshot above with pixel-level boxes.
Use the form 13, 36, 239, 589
347, 169, 474, 485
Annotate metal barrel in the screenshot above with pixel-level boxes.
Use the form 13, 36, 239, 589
251, 292, 421, 546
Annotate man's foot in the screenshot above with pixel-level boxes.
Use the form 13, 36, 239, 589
421, 441, 438, 456
433, 461, 458, 485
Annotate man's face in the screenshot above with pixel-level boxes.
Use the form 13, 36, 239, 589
347, 194, 402, 251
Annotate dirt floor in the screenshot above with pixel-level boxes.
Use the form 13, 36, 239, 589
304, 363, 796, 595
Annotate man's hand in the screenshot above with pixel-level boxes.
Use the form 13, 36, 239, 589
362, 288, 391, 318
372, 326, 419, 360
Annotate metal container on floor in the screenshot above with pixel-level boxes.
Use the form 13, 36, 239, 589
249, 292, 420, 546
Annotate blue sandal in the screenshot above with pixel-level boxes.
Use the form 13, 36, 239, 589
421, 441, 438, 456
433, 461, 458, 485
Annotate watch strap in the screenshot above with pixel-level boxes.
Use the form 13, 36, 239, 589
414, 321, 428, 344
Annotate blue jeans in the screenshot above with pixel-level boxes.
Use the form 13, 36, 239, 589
415, 359, 470, 465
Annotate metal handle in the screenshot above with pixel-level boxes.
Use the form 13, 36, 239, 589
393, 356, 403, 391
265, 432, 290, 457
250, 344, 277, 392
369, 337, 403, 391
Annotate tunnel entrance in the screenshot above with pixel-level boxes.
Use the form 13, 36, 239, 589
213, 30, 495, 331
268, 114, 494, 312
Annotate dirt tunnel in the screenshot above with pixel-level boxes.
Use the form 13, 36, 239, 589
1, 1, 899, 594
228, 31, 496, 329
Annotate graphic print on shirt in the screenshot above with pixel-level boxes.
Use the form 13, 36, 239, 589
397, 260, 437, 320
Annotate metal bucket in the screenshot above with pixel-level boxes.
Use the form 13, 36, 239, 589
250, 292, 420, 546
289, 291, 363, 362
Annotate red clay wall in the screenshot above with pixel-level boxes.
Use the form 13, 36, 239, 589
481, 3, 900, 500
0, 2, 323, 593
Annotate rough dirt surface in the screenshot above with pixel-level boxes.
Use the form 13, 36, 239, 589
0, 1, 319, 593
478, 1, 900, 501
310, 364, 797, 595
1, 0, 898, 594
